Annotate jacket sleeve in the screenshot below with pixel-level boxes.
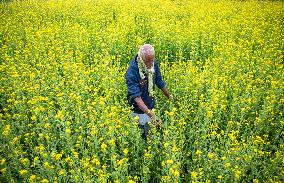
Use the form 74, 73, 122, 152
155, 62, 166, 89
125, 70, 142, 99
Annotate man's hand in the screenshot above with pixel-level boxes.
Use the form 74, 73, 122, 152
147, 109, 156, 119
161, 86, 172, 100
148, 111, 162, 130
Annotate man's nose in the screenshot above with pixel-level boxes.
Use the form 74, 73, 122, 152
146, 62, 152, 67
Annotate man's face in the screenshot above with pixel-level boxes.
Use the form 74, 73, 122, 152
143, 54, 155, 69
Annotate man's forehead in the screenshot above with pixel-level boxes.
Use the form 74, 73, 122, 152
145, 54, 155, 59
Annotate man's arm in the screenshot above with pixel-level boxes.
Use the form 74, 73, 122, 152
161, 86, 172, 99
154, 62, 172, 99
134, 96, 155, 118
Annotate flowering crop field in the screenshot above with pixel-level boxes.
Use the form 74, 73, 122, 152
0, 0, 284, 182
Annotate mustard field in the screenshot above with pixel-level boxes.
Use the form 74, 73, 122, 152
0, 0, 283, 182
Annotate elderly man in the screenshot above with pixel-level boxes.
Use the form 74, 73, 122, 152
125, 44, 172, 140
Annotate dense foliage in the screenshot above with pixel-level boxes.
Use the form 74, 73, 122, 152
0, 0, 283, 182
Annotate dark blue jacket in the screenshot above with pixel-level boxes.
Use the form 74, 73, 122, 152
125, 55, 166, 113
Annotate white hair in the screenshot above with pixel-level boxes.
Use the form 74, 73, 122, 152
138, 44, 155, 60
